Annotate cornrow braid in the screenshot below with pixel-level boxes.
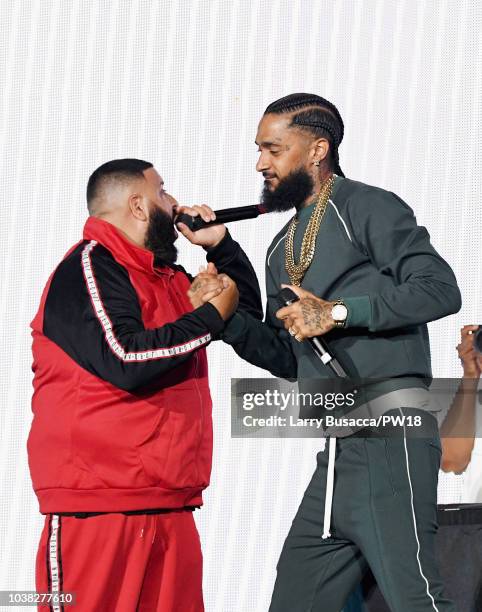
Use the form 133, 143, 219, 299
264, 93, 345, 177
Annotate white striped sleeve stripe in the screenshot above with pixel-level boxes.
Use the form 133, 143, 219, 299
81, 241, 211, 362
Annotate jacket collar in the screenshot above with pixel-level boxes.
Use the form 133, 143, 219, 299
83, 216, 174, 277
296, 174, 344, 222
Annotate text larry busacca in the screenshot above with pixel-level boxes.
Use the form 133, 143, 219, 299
242, 414, 424, 429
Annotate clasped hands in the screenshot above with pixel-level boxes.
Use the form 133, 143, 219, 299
187, 262, 239, 321
188, 262, 230, 307
275, 285, 337, 342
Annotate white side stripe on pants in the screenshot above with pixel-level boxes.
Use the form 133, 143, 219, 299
399, 408, 439, 612
322, 437, 337, 539
48, 514, 62, 612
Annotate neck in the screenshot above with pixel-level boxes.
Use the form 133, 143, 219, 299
299, 169, 333, 209
93, 213, 145, 248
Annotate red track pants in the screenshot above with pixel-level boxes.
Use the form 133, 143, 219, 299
35, 510, 204, 612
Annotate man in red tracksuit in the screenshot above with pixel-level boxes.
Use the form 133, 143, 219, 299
28, 158, 261, 611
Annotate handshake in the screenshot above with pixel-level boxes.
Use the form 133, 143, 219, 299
188, 262, 239, 321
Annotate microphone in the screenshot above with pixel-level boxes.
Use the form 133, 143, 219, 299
277, 288, 348, 379
175, 204, 267, 232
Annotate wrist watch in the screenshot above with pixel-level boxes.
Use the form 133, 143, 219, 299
331, 300, 348, 328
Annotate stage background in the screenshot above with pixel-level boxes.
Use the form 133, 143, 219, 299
0, 1, 480, 610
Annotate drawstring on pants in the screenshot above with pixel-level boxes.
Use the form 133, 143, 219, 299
322, 437, 337, 539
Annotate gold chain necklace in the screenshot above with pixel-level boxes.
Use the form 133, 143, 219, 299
285, 174, 334, 286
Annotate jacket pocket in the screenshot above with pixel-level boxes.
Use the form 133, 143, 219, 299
70, 409, 155, 489
136, 387, 205, 489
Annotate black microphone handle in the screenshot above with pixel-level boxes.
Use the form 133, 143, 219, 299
311, 337, 348, 378
175, 205, 265, 232
277, 288, 349, 379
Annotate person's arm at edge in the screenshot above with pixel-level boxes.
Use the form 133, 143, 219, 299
440, 325, 480, 473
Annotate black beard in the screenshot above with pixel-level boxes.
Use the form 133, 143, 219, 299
144, 207, 178, 267
260, 168, 314, 212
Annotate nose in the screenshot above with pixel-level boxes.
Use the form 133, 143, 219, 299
256, 150, 270, 174
163, 194, 178, 219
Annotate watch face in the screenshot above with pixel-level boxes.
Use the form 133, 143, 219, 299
332, 304, 348, 322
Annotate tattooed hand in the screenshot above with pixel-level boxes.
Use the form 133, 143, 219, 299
275, 285, 336, 340
187, 262, 228, 309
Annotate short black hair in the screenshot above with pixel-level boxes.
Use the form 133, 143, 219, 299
264, 93, 345, 177
86, 158, 153, 213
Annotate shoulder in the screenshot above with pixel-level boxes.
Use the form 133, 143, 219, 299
50, 240, 132, 297
333, 177, 414, 219
334, 177, 398, 203
55, 240, 118, 271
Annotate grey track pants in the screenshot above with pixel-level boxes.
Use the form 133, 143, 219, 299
269, 408, 456, 612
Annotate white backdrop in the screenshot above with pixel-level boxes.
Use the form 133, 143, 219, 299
0, 1, 481, 610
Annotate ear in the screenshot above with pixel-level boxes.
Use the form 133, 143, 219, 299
311, 138, 330, 165
128, 193, 149, 222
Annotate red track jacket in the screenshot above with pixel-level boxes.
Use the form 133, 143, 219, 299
28, 217, 261, 514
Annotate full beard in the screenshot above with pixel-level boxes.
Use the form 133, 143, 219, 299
144, 207, 178, 267
260, 167, 314, 212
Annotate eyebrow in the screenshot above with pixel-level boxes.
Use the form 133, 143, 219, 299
255, 139, 284, 147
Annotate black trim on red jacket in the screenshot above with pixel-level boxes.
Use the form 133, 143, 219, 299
44, 241, 225, 392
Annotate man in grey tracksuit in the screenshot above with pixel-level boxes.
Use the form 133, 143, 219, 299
221, 94, 461, 611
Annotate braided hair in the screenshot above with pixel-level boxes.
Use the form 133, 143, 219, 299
264, 93, 345, 177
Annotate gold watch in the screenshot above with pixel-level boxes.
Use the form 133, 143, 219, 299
331, 300, 348, 328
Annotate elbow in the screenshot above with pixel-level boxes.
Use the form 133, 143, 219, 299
113, 378, 139, 393
449, 289, 462, 315
443, 284, 462, 316
119, 380, 140, 393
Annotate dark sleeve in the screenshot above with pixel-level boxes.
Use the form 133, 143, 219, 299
43, 243, 224, 392
342, 188, 462, 331
205, 230, 263, 320
221, 259, 297, 379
